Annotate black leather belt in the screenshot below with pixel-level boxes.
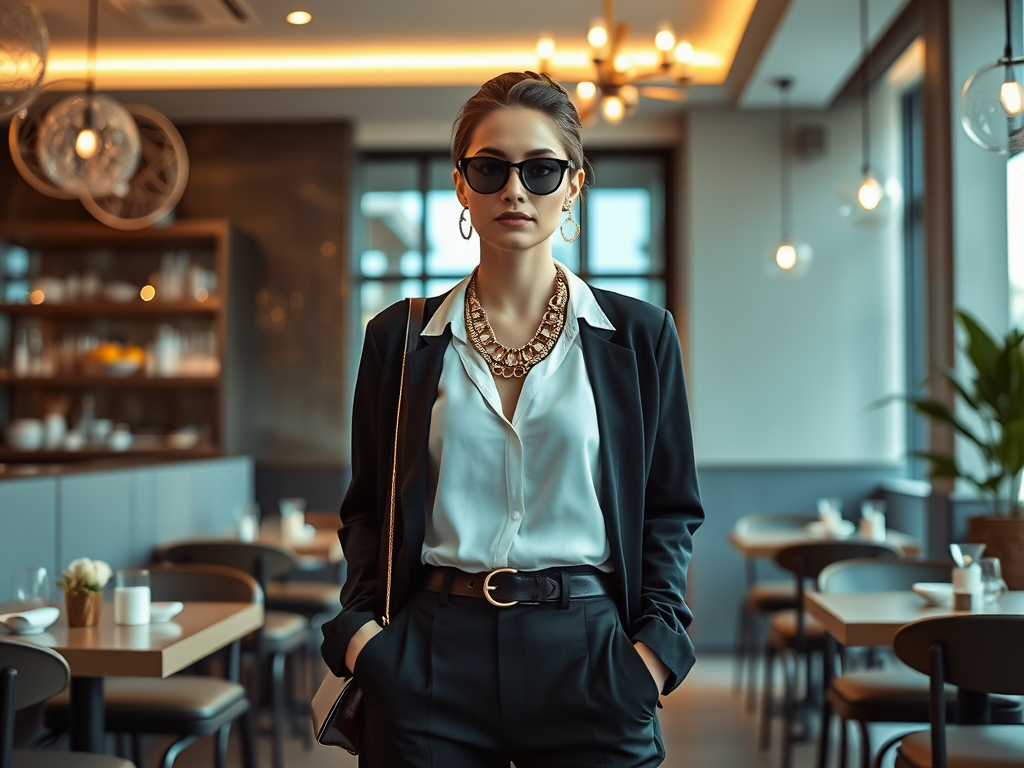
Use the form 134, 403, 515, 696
422, 566, 612, 607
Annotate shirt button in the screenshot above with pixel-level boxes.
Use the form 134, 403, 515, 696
511, 510, 522, 521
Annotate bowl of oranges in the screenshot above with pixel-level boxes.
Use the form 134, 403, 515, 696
84, 343, 146, 377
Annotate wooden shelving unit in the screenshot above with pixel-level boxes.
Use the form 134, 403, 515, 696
0, 300, 222, 318
0, 220, 257, 463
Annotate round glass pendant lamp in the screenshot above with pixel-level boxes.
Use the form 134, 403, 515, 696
961, 57, 1024, 153
0, 0, 49, 119
960, 0, 1024, 154
768, 78, 812, 277
37, 93, 141, 197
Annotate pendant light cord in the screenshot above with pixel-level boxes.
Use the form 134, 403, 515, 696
778, 78, 792, 243
86, 0, 98, 98
1005, 0, 1014, 60
860, 0, 871, 176
84, 0, 98, 130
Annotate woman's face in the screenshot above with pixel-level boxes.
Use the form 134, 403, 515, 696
454, 107, 585, 256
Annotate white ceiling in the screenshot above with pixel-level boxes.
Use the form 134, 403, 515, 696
30, 0, 916, 124
741, 0, 911, 108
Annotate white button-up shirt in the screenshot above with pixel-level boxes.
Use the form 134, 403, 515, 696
420, 263, 616, 573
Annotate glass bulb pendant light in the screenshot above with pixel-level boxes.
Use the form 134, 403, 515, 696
768, 78, 812, 276
960, 0, 1024, 153
856, 0, 884, 211
0, 0, 49, 119
35, 0, 140, 197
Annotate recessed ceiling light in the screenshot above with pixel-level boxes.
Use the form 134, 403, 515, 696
286, 11, 312, 25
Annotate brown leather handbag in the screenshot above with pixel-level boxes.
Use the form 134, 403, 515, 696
311, 297, 425, 754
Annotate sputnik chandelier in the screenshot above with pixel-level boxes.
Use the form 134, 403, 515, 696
535, 0, 691, 124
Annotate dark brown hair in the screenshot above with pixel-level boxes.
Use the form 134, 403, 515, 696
451, 71, 594, 193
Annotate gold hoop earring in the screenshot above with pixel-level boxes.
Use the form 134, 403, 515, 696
459, 207, 473, 240
560, 210, 580, 243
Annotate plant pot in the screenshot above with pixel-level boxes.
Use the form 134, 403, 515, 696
65, 591, 102, 627
968, 515, 1024, 590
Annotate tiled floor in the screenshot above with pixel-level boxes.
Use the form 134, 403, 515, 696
155, 655, 909, 768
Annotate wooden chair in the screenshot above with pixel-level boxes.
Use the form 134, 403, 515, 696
815, 558, 1022, 768
161, 542, 311, 768
759, 540, 900, 768
44, 564, 258, 768
0, 639, 135, 768
884, 615, 1024, 767
733, 512, 819, 712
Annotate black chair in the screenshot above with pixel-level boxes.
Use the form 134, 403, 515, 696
733, 512, 819, 712
814, 558, 1022, 768
45, 564, 259, 768
759, 540, 900, 768
1, 639, 135, 768
161, 542, 310, 768
883, 615, 1024, 767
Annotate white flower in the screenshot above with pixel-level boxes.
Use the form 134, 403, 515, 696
59, 557, 113, 595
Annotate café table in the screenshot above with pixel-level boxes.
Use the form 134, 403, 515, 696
728, 528, 921, 560
804, 590, 1024, 765
0, 599, 263, 753
256, 522, 344, 567
804, 589, 1024, 647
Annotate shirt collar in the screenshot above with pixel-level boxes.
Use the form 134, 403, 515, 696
421, 260, 616, 340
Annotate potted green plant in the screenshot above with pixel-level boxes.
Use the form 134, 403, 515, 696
909, 310, 1024, 586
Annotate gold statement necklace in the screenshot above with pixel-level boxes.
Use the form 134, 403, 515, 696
465, 267, 569, 378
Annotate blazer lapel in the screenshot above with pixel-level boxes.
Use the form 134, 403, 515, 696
579, 320, 643, 577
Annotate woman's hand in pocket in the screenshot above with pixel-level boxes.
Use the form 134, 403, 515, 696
633, 641, 669, 695
346, 619, 383, 673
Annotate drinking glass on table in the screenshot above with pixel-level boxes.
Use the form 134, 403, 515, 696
980, 557, 1008, 605
13, 566, 52, 608
235, 502, 260, 542
114, 569, 151, 625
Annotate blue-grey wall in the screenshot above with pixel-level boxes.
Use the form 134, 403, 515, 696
0, 457, 252, 604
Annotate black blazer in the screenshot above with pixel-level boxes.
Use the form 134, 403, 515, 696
321, 286, 704, 693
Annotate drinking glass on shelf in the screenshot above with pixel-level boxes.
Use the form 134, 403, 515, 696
980, 557, 1008, 606
13, 566, 52, 608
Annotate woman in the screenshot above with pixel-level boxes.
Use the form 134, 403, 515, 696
321, 71, 704, 768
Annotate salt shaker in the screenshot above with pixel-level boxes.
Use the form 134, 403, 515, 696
952, 563, 982, 611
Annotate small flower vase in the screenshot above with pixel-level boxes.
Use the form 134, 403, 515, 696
65, 591, 102, 627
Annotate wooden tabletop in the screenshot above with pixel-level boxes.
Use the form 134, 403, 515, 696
257, 524, 343, 564
728, 528, 921, 559
3, 601, 263, 678
804, 590, 1024, 647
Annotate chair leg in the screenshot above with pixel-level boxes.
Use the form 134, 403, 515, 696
747, 614, 763, 713
817, 694, 833, 768
838, 717, 849, 768
160, 734, 199, 768
239, 707, 259, 768
759, 641, 777, 751
131, 734, 143, 768
215, 724, 231, 768
734, 602, 749, 692
857, 720, 871, 768
271, 651, 288, 768
781, 652, 796, 768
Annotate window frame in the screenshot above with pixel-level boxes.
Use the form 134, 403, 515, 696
352, 147, 676, 310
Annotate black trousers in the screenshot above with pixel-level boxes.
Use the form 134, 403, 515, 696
353, 582, 665, 768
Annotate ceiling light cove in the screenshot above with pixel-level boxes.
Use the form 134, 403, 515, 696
286, 11, 312, 25
43, 45, 724, 91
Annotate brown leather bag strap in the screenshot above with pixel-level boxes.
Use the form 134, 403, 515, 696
383, 297, 426, 626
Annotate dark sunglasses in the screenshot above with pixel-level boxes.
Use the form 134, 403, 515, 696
456, 156, 574, 196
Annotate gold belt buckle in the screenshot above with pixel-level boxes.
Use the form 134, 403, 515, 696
483, 567, 518, 607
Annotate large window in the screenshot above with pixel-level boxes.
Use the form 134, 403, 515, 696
353, 150, 673, 333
